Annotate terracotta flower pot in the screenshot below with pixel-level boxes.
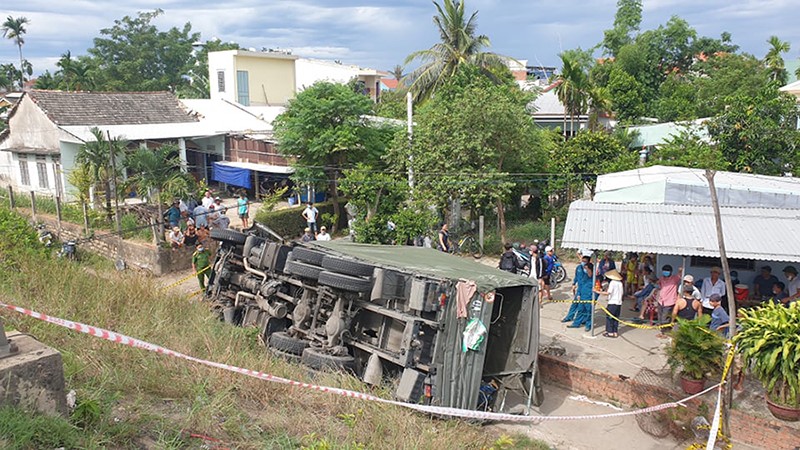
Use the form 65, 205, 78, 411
680, 374, 705, 395
766, 397, 800, 422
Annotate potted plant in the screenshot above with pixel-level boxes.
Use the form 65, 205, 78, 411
666, 315, 725, 394
736, 302, 800, 421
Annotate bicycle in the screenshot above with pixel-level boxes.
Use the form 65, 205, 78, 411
448, 233, 484, 259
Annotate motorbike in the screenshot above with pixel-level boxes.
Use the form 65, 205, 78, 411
36, 224, 54, 248
57, 240, 78, 261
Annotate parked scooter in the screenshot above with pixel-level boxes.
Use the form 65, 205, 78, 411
57, 240, 78, 261
36, 224, 54, 248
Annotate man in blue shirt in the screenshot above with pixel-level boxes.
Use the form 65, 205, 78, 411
567, 262, 594, 331
542, 246, 555, 301
563, 254, 591, 322
708, 294, 729, 336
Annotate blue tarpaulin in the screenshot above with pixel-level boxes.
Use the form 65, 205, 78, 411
212, 162, 251, 188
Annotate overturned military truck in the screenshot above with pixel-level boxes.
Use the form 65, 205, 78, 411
206, 224, 543, 414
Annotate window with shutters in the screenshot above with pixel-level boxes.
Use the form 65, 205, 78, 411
36, 155, 49, 189
236, 70, 250, 106
18, 155, 30, 186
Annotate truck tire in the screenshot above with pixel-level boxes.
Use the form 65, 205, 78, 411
301, 347, 355, 372
318, 271, 372, 293
210, 228, 248, 245
270, 348, 301, 363
268, 331, 309, 355
321, 256, 375, 278
285, 258, 323, 281
291, 247, 325, 266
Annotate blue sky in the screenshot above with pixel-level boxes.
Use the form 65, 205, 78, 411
2, 0, 797, 76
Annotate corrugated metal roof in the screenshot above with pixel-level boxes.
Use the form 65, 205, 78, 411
561, 200, 800, 263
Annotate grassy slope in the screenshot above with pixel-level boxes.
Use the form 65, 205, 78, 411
0, 206, 547, 449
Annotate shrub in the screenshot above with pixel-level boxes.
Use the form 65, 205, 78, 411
666, 315, 725, 380
254, 201, 347, 239
736, 302, 800, 407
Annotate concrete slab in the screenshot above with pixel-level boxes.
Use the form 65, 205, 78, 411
0, 331, 67, 417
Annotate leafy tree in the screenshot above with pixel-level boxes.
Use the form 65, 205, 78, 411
607, 67, 645, 122
124, 144, 194, 234
764, 36, 790, 85
76, 128, 127, 221
374, 88, 408, 120
88, 10, 199, 92
1, 16, 30, 89
33, 71, 62, 90
707, 86, 799, 175
689, 31, 739, 57
602, 0, 642, 57
549, 130, 637, 196
653, 74, 697, 122
274, 82, 395, 232
178, 38, 240, 99
691, 53, 771, 117
403, 0, 509, 102
391, 66, 545, 241
649, 127, 728, 170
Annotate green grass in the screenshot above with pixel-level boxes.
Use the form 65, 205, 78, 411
0, 204, 553, 449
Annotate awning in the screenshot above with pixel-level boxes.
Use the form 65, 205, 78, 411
212, 161, 295, 189
561, 200, 800, 263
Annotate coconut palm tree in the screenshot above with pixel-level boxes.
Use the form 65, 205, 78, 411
1, 16, 31, 89
124, 144, 193, 235
764, 36, 790, 85
403, 0, 509, 102
552, 53, 590, 137
76, 127, 127, 222
389, 64, 404, 81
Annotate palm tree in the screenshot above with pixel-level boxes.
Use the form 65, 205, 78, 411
124, 144, 193, 235
764, 36, 790, 85
389, 64, 404, 81
76, 128, 126, 222
552, 53, 590, 137
1, 16, 31, 89
56, 51, 74, 90
403, 0, 509, 102
33, 70, 61, 89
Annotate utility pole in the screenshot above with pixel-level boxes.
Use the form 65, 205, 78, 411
406, 92, 414, 192
107, 131, 122, 235
705, 169, 736, 436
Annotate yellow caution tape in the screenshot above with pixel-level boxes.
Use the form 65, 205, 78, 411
160, 265, 210, 291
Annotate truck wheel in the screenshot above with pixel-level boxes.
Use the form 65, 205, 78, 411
285, 258, 323, 281
268, 331, 309, 355
210, 228, 247, 245
270, 348, 301, 363
321, 256, 375, 278
291, 247, 325, 266
318, 271, 372, 293
301, 347, 355, 372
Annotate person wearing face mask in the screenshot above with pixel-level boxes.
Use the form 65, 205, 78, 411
657, 264, 683, 336
783, 266, 800, 305
192, 242, 211, 290
563, 255, 591, 323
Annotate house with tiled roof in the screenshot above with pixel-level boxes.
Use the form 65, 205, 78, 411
0, 90, 283, 201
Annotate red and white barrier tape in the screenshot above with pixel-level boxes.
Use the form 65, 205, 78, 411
0, 300, 717, 423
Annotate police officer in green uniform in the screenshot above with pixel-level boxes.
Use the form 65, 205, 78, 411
192, 242, 211, 290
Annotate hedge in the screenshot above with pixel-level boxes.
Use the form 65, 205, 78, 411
254, 201, 348, 239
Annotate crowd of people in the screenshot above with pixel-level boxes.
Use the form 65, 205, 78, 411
164, 189, 250, 250
560, 251, 800, 339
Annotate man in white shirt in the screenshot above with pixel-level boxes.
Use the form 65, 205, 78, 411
700, 267, 726, 314
784, 266, 800, 304
302, 202, 319, 234
316, 226, 331, 241
201, 190, 214, 209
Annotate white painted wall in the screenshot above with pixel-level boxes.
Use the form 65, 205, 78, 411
209, 50, 237, 104
296, 58, 380, 100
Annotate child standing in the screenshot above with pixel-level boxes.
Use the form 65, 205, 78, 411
595, 269, 624, 338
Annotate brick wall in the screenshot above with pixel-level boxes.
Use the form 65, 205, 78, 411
538, 354, 800, 449
33, 214, 192, 276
